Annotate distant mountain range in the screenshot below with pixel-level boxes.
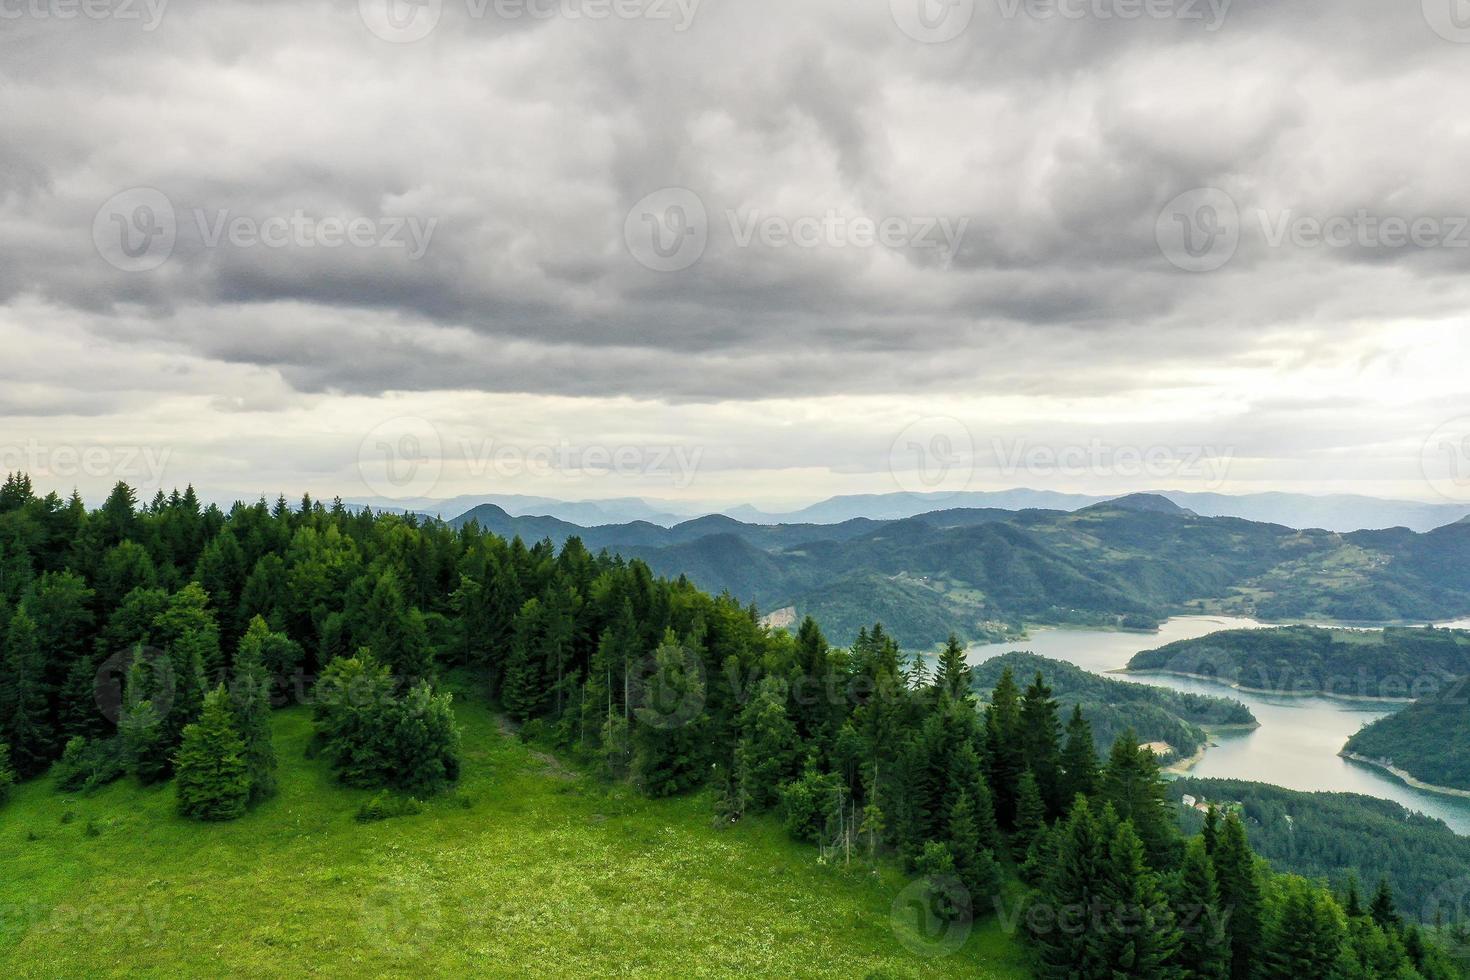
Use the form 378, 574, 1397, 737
352, 488, 1469, 534
442, 492, 1470, 649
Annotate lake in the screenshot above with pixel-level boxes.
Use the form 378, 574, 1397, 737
968, 616, 1470, 834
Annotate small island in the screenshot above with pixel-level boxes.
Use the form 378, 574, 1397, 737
1122, 624, 1470, 700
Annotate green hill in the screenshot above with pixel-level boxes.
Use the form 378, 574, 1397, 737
1342, 680, 1470, 793
969, 652, 1256, 765
1173, 777, 1470, 924
0, 697, 1030, 978
1125, 625, 1470, 699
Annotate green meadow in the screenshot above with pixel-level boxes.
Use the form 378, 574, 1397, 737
0, 696, 1031, 978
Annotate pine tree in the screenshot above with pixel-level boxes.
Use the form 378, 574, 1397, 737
1368, 877, 1401, 934
1033, 797, 1108, 978
630, 630, 707, 797
1094, 819, 1181, 978
1176, 836, 1230, 980
948, 789, 1000, 910
1019, 672, 1063, 817
0, 610, 54, 777
1214, 812, 1264, 980
983, 667, 1024, 828
933, 634, 971, 701
1013, 769, 1046, 860
231, 621, 277, 804
1059, 703, 1098, 808
1342, 875, 1364, 919
1201, 803, 1221, 857
1101, 731, 1178, 869
174, 685, 250, 821
1262, 876, 1348, 979
502, 597, 547, 721
735, 676, 799, 811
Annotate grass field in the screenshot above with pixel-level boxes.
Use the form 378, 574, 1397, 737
0, 695, 1033, 978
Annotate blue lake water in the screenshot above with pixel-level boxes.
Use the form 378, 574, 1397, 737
968, 615, 1470, 834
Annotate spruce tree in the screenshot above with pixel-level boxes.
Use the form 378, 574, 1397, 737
1033, 798, 1108, 978
1176, 836, 1230, 980
1214, 813, 1264, 980
1101, 731, 1178, 869
630, 630, 707, 797
1013, 769, 1046, 860
1019, 672, 1063, 817
231, 622, 277, 804
735, 676, 799, 811
502, 597, 547, 721
1262, 876, 1348, 979
1094, 820, 1181, 978
983, 667, 1024, 828
1059, 703, 1098, 807
0, 609, 54, 777
1368, 877, 1401, 934
933, 634, 971, 701
175, 685, 250, 821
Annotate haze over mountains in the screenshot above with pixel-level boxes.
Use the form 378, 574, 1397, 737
356, 488, 1470, 535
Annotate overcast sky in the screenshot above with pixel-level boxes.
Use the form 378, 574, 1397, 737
3, 0, 1470, 509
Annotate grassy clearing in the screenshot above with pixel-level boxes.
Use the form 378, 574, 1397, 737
0, 697, 1032, 978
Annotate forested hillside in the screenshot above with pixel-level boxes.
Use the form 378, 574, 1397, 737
1126, 625, 1470, 699
454, 496, 1470, 649
1174, 778, 1470, 928
0, 472, 1464, 978
1343, 681, 1470, 792
969, 652, 1255, 764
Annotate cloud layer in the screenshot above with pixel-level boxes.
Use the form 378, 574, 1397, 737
3, 0, 1470, 506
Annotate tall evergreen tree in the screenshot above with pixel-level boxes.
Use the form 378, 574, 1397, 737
0, 609, 53, 777
175, 685, 250, 822
1101, 731, 1178, 869
983, 667, 1024, 828
1094, 819, 1181, 978
231, 621, 277, 804
933, 634, 971, 702
735, 676, 800, 812
1214, 812, 1264, 980
1012, 769, 1046, 861
1176, 836, 1231, 980
1059, 703, 1098, 807
1019, 672, 1063, 817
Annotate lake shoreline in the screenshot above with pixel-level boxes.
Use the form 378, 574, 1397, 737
1117, 668, 1420, 704
1339, 753, 1470, 800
